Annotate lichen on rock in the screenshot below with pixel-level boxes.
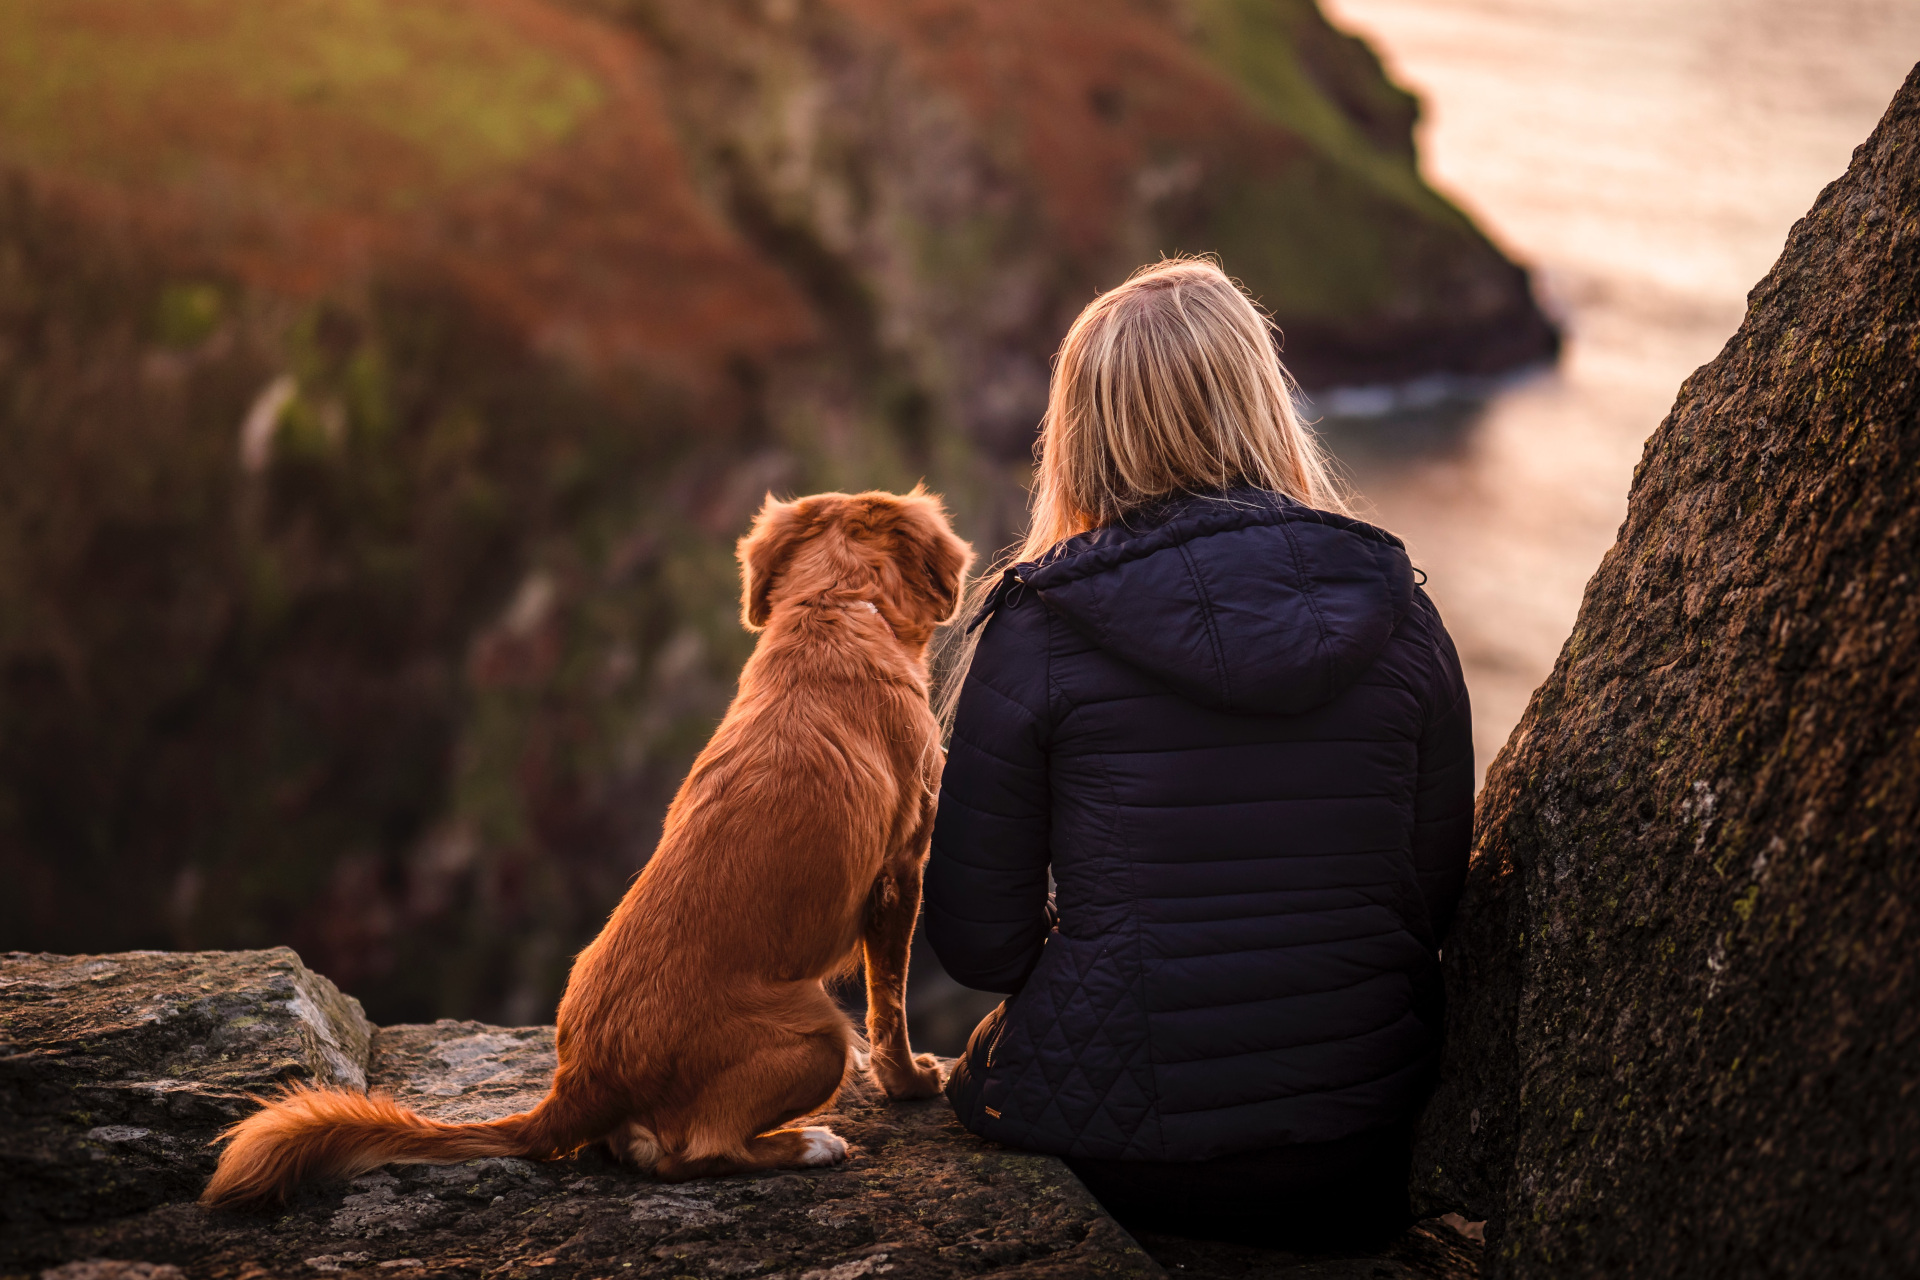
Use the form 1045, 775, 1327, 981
1412, 64, 1920, 1278
0, 948, 370, 1225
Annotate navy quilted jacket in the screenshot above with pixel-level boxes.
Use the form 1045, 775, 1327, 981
927, 488, 1472, 1161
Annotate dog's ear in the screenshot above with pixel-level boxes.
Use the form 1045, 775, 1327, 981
894, 486, 973, 625
737, 495, 809, 630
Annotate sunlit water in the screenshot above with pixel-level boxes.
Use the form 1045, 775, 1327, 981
1311, 0, 1920, 781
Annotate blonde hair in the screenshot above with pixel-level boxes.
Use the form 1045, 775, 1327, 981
937, 256, 1350, 724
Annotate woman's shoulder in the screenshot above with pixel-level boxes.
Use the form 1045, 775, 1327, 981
958, 587, 1053, 719
973, 586, 1050, 666
1393, 584, 1467, 716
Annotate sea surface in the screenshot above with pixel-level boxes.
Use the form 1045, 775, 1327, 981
1311, 0, 1920, 781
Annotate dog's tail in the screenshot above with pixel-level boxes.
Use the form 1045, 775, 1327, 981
200, 1076, 612, 1210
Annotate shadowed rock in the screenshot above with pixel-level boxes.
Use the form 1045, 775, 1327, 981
1412, 64, 1920, 1277
1129, 1225, 1479, 1280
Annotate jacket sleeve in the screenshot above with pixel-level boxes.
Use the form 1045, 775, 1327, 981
1413, 591, 1474, 943
924, 600, 1054, 993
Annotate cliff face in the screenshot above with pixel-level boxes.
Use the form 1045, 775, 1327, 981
631, 0, 1556, 455
1412, 66, 1920, 1277
0, 0, 1554, 1027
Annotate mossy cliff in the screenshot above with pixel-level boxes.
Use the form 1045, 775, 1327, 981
1411, 66, 1920, 1277
625, 0, 1555, 448
0, 0, 1553, 1026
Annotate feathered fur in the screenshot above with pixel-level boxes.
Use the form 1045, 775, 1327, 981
202, 1081, 607, 1204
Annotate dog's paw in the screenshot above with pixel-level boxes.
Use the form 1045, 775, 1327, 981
796, 1127, 849, 1166
878, 1053, 945, 1101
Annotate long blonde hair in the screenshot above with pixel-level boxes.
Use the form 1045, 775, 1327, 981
937, 256, 1350, 724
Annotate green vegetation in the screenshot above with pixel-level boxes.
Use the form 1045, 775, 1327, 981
1187, 0, 1441, 211
1201, 154, 1397, 320
0, 0, 605, 205
151, 281, 224, 348
1182, 0, 1487, 322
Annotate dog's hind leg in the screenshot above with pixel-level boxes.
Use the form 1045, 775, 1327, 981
657, 1123, 848, 1181
651, 999, 851, 1181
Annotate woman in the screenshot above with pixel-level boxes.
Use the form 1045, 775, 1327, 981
925, 258, 1473, 1245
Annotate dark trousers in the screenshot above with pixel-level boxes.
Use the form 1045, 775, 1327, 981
1065, 1123, 1415, 1248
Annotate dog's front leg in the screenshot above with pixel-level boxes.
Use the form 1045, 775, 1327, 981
862, 853, 943, 1101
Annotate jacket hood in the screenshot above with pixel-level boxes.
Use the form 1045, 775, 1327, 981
1003, 490, 1414, 715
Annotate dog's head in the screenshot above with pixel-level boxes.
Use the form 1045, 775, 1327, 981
737, 486, 974, 651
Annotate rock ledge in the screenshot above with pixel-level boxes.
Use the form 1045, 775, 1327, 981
4, 950, 1478, 1280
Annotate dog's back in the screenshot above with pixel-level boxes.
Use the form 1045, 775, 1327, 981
564, 596, 935, 1036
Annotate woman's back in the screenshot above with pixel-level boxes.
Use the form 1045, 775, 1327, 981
927, 487, 1472, 1162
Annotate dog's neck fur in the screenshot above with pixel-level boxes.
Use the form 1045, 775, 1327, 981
751, 595, 932, 707
803, 596, 898, 642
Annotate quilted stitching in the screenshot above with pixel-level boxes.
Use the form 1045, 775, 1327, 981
930, 491, 1473, 1162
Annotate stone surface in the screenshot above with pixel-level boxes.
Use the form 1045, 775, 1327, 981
1411, 66, 1920, 1277
4, 952, 1482, 1280
37, 1264, 186, 1280
10, 1016, 1159, 1279
0, 949, 370, 1226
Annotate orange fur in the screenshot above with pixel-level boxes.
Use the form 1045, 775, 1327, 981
202, 487, 972, 1208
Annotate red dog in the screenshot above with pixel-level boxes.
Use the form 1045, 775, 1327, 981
202, 487, 972, 1204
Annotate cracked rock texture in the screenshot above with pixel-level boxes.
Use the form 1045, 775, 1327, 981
0, 949, 370, 1225
1410, 65, 1920, 1279
4, 950, 1483, 1280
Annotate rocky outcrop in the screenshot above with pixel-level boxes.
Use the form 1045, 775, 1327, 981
0, 0, 1554, 1032
6, 950, 1484, 1280
1411, 66, 1920, 1277
3, 950, 1161, 1279
0, 949, 370, 1225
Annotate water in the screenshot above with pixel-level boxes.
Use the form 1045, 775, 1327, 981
1310, 0, 1920, 780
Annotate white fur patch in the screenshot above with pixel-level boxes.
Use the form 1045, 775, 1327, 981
796, 1127, 847, 1166
611, 1121, 661, 1169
